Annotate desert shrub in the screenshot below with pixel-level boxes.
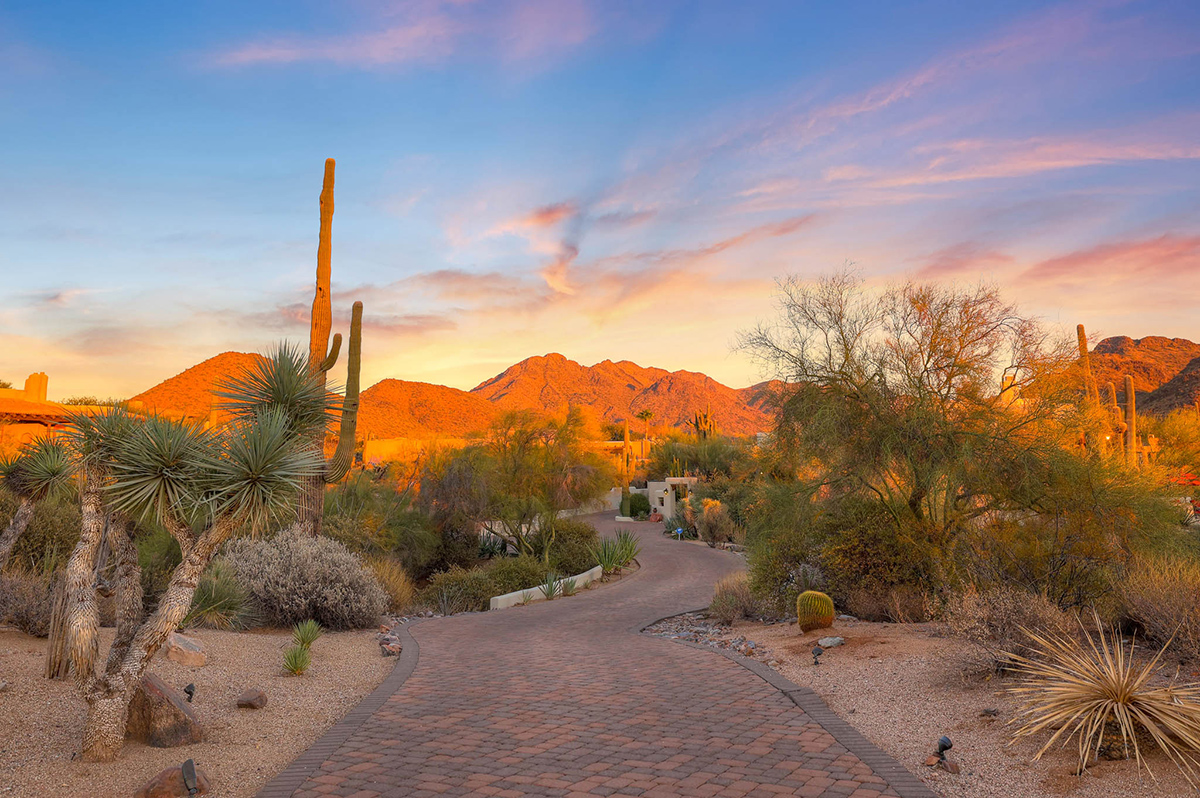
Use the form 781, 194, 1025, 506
534, 519, 599, 576
1122, 554, 1200, 661
225, 531, 387, 630
486, 555, 547, 595
367, 555, 418, 614
0, 567, 56, 637
323, 472, 442, 578
697, 498, 736, 547
628, 493, 652, 517
419, 567, 496, 614
1, 491, 80, 573
662, 513, 696, 539
946, 585, 1076, 671
709, 572, 758, 624
185, 559, 259, 630
137, 523, 182, 611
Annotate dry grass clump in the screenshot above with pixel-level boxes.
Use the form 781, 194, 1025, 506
1123, 554, 1200, 661
709, 572, 758, 624
1008, 616, 1200, 785
0, 567, 56, 637
367, 555, 417, 614
697, 498, 737, 547
945, 584, 1075, 671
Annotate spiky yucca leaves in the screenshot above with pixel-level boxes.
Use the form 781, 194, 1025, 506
0, 437, 72, 570
539, 571, 560, 600
1008, 616, 1200, 784
282, 645, 311, 676
292, 618, 323, 649
215, 343, 335, 438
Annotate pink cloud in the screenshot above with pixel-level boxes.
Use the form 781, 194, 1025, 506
915, 243, 1014, 279
1022, 234, 1200, 284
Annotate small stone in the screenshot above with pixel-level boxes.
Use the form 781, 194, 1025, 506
134, 763, 212, 798
836, 614, 857, 621
126, 673, 203, 748
0, 680, 9, 693
380, 635, 402, 657
236, 688, 267, 709
924, 755, 942, 767
980, 707, 999, 717
817, 636, 845, 648
165, 632, 207, 668
938, 760, 961, 774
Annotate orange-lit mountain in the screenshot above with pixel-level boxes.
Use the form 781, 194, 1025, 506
469, 353, 772, 435
1143, 357, 1200, 416
129, 352, 262, 419
1089, 336, 1200, 399
357, 379, 496, 439
130, 351, 774, 438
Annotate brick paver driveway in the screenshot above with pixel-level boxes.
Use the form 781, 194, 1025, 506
260, 514, 933, 798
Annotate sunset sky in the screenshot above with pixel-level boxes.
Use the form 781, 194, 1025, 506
2, 0, 1199, 400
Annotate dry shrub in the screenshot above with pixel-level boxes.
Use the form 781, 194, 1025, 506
1123, 554, 1200, 661
697, 498, 736, 547
709, 571, 757, 624
1009, 616, 1200, 785
225, 531, 387, 630
0, 567, 56, 637
946, 584, 1075, 671
844, 585, 932, 623
367, 556, 417, 614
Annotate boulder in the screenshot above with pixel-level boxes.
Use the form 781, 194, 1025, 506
126, 673, 203, 748
816, 636, 844, 649
236, 688, 267, 709
165, 632, 207, 667
380, 635, 402, 657
134, 764, 211, 798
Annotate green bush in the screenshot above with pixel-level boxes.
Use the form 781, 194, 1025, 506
486, 555, 547, 595
136, 523, 182, 611
323, 472, 442, 578
0, 568, 56, 637
628, 493, 652, 517
419, 567, 497, 614
225, 531, 388, 630
534, 519, 599, 575
1, 490, 80, 573
185, 559, 259, 630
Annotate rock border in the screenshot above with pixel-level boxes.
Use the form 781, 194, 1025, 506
256, 621, 421, 798
636, 609, 937, 798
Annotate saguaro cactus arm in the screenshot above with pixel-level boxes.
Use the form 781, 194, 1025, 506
326, 301, 362, 483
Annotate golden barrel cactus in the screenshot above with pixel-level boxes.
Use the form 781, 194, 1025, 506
796, 590, 835, 632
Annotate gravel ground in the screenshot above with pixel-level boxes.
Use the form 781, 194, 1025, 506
0, 625, 392, 797
646, 613, 1196, 797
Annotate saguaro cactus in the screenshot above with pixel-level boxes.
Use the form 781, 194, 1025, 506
1124, 374, 1138, 469
1107, 381, 1126, 457
295, 159, 364, 534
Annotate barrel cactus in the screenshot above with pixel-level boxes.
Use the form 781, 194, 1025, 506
796, 590, 835, 632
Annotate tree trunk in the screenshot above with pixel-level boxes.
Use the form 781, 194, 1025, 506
81, 684, 133, 762
65, 471, 106, 681
103, 518, 143, 675
44, 578, 71, 679
0, 497, 35, 569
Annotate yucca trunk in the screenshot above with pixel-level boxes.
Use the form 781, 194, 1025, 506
0, 496, 34, 569
81, 685, 134, 762
65, 470, 105, 680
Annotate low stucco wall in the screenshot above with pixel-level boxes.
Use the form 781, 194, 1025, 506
489, 565, 605, 610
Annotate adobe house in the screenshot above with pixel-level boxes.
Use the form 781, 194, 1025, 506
0, 373, 69, 449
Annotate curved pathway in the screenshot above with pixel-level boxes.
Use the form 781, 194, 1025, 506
260, 514, 933, 798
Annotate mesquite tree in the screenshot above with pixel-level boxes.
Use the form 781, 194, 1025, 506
0, 436, 71, 569
61, 406, 319, 761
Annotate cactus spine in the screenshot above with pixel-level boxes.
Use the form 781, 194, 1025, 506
1124, 374, 1138, 469
295, 158, 364, 534
796, 590, 835, 632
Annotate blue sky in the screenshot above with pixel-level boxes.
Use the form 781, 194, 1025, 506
1, 0, 1198, 399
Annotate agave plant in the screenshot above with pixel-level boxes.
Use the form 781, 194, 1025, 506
539, 571, 560, 600
560, 577, 578, 597
615, 530, 641, 566
0, 436, 72, 569
292, 619, 324, 650
590, 539, 623, 575
519, 590, 535, 606
1007, 614, 1200, 784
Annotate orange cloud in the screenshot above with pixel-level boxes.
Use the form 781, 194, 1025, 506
915, 243, 1014, 279
1023, 234, 1200, 284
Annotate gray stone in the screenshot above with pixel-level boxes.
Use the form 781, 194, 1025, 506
165, 632, 206, 667
817, 636, 844, 648
126, 673, 203, 748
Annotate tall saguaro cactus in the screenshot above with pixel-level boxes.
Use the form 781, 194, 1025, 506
1076, 324, 1099, 405
295, 159, 364, 534
1124, 374, 1138, 469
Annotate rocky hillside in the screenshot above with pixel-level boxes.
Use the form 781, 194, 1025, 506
1143, 357, 1200, 416
469, 353, 773, 435
129, 351, 262, 419
1089, 336, 1200, 400
358, 380, 496, 439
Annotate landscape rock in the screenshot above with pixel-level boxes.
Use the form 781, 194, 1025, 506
0, 679, 9, 693
165, 632, 207, 667
380, 634, 402, 657
236, 688, 267, 709
126, 673, 203, 747
817, 636, 844, 648
836, 614, 858, 621
133, 763, 212, 798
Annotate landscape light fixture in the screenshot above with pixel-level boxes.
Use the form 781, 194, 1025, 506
182, 759, 199, 796
183, 683, 195, 703
935, 736, 952, 760
812, 645, 824, 666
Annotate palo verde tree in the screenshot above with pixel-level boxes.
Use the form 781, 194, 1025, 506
0, 436, 71, 569
737, 271, 1078, 590
61, 404, 320, 761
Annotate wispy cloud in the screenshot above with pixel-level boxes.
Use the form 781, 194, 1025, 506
1023, 234, 1200, 285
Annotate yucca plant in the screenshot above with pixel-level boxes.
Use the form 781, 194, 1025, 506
590, 538, 623, 575
519, 590, 535, 606
615, 530, 641, 567
282, 644, 311, 676
184, 560, 259, 630
539, 571, 560, 600
1007, 615, 1200, 784
560, 577, 578, 597
0, 436, 72, 570
292, 619, 323, 650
